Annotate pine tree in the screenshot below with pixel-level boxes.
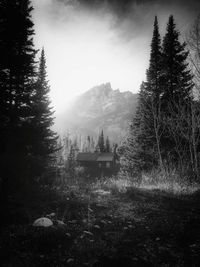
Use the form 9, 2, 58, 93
146, 16, 163, 98
161, 15, 193, 106
98, 130, 105, 153
105, 136, 111, 153
161, 15, 194, 158
120, 15, 194, 178
0, 0, 38, 192
0, 0, 37, 151
120, 17, 163, 174
145, 16, 164, 167
30, 48, 58, 177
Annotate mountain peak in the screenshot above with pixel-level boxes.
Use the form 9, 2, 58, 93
56, 83, 138, 143
85, 82, 112, 98
92, 82, 112, 92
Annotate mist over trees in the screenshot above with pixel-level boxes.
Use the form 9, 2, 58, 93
120, 15, 200, 181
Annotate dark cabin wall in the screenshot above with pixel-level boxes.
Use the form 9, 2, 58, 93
77, 159, 119, 177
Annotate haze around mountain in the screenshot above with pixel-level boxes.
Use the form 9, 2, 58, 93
55, 83, 138, 143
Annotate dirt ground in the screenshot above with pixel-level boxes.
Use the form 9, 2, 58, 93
1, 187, 200, 266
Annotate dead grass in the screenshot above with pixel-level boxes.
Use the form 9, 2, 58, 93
138, 166, 200, 195
1, 184, 200, 266
91, 176, 133, 194
1, 170, 200, 266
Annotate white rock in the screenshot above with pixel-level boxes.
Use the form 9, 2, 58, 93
33, 217, 53, 227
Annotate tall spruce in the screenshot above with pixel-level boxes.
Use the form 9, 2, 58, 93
0, 0, 37, 192
161, 15, 193, 106
146, 16, 163, 168
161, 15, 194, 159
105, 136, 111, 153
0, 0, 37, 154
31, 48, 58, 176
98, 130, 105, 153
120, 17, 163, 174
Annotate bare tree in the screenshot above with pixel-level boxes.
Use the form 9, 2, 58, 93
186, 15, 200, 178
165, 98, 200, 177
187, 15, 200, 94
142, 94, 164, 170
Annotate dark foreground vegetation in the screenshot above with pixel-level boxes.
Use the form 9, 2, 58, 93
1, 182, 200, 267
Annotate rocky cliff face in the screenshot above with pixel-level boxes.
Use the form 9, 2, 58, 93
56, 83, 138, 143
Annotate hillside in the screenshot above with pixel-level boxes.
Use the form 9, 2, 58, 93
56, 83, 138, 143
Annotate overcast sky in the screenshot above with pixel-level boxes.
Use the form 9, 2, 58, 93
32, 0, 200, 114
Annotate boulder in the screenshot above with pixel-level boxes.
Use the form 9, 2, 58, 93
33, 217, 53, 227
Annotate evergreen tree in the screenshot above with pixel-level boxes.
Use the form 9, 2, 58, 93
0, 0, 38, 192
146, 16, 163, 98
120, 15, 194, 177
0, 0, 37, 153
139, 16, 163, 168
33, 49, 58, 154
145, 15, 164, 167
31, 48, 58, 177
161, 15, 194, 158
98, 130, 105, 153
120, 17, 163, 174
105, 136, 111, 153
161, 15, 193, 106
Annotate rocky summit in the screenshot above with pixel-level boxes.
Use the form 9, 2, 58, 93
56, 83, 138, 143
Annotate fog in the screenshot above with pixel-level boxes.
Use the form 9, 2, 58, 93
32, 0, 200, 113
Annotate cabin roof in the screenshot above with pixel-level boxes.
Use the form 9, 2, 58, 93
97, 153, 113, 162
77, 152, 113, 162
77, 153, 99, 162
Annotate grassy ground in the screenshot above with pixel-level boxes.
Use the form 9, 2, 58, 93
1, 182, 200, 267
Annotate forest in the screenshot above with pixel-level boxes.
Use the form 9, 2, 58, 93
1, 1, 200, 266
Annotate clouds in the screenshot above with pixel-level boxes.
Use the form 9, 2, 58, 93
32, 0, 200, 114
35, 0, 200, 36
37, 0, 200, 31
50, 0, 200, 42
55, 0, 200, 21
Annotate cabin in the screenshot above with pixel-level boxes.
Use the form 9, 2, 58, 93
76, 152, 117, 177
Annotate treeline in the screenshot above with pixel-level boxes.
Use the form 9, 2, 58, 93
0, 1, 58, 199
60, 130, 112, 157
60, 129, 112, 155
55, 130, 117, 182
120, 15, 200, 182
57, 130, 115, 167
